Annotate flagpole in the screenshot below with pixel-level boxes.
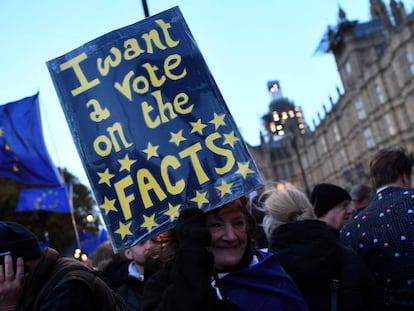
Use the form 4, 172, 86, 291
141, 0, 150, 17
38, 94, 81, 251
70, 203, 81, 250
65, 182, 81, 250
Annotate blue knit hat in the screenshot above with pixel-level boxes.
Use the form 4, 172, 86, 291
0, 221, 42, 262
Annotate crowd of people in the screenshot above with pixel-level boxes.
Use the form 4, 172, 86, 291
1, 144, 413, 310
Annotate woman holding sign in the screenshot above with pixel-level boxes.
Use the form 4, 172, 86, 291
142, 196, 309, 311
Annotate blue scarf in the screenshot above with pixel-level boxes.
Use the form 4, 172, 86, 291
220, 250, 309, 311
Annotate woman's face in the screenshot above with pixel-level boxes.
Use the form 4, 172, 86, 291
206, 200, 247, 270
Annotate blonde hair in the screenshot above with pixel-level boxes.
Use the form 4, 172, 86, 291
263, 187, 315, 238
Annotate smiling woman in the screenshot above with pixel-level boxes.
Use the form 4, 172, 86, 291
206, 199, 248, 271
141, 198, 309, 311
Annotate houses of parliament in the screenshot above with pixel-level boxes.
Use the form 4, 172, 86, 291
248, 0, 414, 194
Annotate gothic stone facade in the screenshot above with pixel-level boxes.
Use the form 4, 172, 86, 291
249, 0, 414, 192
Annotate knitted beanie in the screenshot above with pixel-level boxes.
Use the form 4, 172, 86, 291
310, 183, 351, 217
0, 221, 42, 262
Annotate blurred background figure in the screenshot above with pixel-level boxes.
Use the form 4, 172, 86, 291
341, 145, 414, 310
249, 188, 270, 249
264, 187, 385, 311
98, 239, 154, 310
350, 183, 374, 214
310, 183, 354, 233
92, 240, 115, 269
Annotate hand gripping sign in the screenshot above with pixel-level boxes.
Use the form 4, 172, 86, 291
47, 7, 263, 252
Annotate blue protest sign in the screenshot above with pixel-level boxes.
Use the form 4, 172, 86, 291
47, 7, 263, 252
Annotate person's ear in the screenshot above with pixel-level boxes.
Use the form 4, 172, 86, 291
403, 172, 412, 187
124, 248, 133, 260
401, 173, 409, 187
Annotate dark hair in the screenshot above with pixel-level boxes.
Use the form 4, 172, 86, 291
148, 230, 176, 264
369, 145, 414, 188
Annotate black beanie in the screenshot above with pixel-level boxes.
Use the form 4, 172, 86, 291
310, 183, 352, 217
0, 221, 42, 262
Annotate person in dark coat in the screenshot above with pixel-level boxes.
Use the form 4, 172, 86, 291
340, 145, 414, 310
264, 186, 385, 311
310, 183, 354, 233
97, 239, 154, 310
142, 196, 309, 311
0, 221, 118, 311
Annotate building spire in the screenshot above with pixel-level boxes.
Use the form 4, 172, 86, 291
338, 4, 347, 23
370, 0, 392, 28
390, 0, 406, 27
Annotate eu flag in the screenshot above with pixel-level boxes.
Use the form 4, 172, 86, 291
0, 94, 63, 186
15, 182, 72, 213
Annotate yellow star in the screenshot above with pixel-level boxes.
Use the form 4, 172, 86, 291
118, 154, 136, 172
209, 113, 226, 130
143, 142, 159, 160
236, 161, 255, 179
141, 213, 158, 232
12, 165, 19, 172
190, 191, 209, 208
190, 119, 207, 135
5, 143, 11, 151
115, 221, 133, 240
216, 181, 233, 197
223, 131, 240, 147
97, 168, 114, 186
100, 196, 118, 215
169, 130, 187, 146
164, 203, 181, 221
0, 127, 3, 137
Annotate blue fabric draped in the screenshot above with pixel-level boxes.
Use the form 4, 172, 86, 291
0, 94, 63, 186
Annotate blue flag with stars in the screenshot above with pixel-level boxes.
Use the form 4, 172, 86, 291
0, 94, 63, 186
47, 7, 264, 252
16, 182, 72, 213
